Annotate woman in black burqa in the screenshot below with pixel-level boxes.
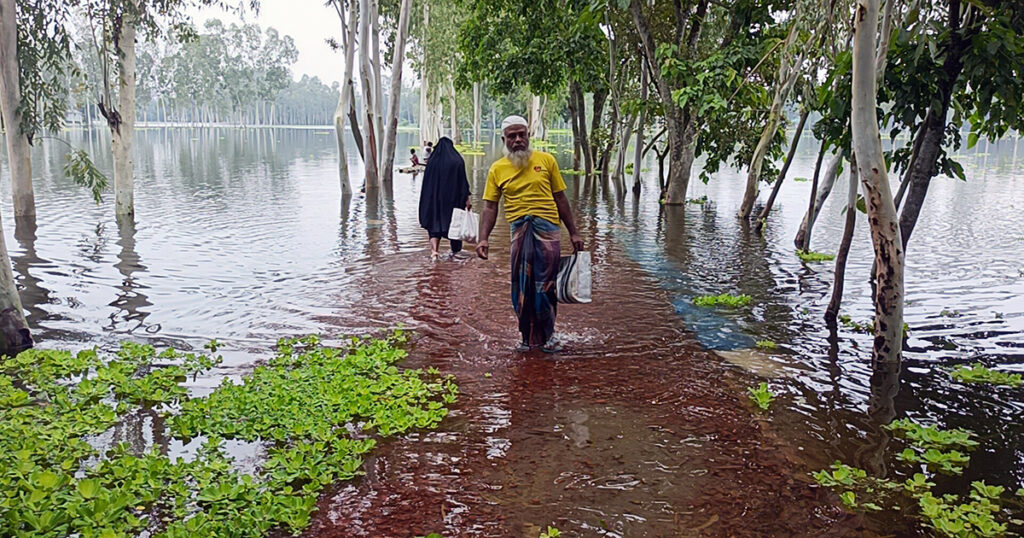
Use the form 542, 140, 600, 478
418, 137, 471, 260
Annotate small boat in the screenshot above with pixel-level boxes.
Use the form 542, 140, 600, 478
398, 164, 425, 174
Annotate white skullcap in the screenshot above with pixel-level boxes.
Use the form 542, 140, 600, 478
501, 115, 528, 131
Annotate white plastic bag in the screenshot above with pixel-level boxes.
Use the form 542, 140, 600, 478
449, 208, 479, 243
556, 251, 592, 304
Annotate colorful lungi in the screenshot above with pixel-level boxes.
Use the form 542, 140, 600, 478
510, 215, 561, 346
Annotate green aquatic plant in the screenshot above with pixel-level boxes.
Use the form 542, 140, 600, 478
813, 417, 1024, 536
693, 293, 753, 308
0, 332, 457, 537
838, 314, 872, 333
687, 195, 708, 205
795, 250, 836, 262
561, 169, 586, 176
540, 526, 561, 538
755, 340, 777, 350
885, 419, 979, 451
950, 363, 1023, 387
793, 177, 809, 182
747, 382, 774, 410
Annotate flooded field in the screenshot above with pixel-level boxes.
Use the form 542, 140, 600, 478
3, 126, 1022, 535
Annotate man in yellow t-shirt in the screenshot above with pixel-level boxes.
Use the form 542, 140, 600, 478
477, 115, 584, 353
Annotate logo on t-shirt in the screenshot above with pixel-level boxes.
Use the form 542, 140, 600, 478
533, 166, 542, 173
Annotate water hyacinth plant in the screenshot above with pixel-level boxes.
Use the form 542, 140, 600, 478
694, 293, 753, 308
0, 331, 457, 537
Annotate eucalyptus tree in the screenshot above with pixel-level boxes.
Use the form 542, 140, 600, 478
0, 0, 81, 217
79, 0, 250, 217
737, 2, 829, 219
328, 0, 358, 195
380, 0, 413, 186
851, 0, 903, 367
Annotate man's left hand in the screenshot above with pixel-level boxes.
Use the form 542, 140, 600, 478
570, 234, 584, 252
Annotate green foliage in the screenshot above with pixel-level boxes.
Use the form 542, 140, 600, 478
950, 363, 1023, 387
814, 417, 1024, 536
795, 250, 835, 263
885, 419, 979, 451
747, 382, 774, 410
0, 332, 457, 537
540, 526, 561, 538
693, 293, 753, 308
838, 315, 872, 333
686, 195, 708, 205
755, 340, 776, 350
63, 149, 108, 204
12, 0, 78, 139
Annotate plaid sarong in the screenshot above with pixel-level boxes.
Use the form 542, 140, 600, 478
510, 216, 561, 346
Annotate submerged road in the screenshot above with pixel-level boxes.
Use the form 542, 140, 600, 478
300, 216, 866, 537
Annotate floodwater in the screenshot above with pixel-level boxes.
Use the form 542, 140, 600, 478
2, 126, 1023, 536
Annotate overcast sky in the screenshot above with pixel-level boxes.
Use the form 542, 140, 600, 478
188, 1, 348, 87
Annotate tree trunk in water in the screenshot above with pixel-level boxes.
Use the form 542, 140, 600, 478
358, 0, 379, 190
662, 117, 696, 205
630, 60, 649, 195
851, 0, 903, 367
796, 152, 841, 250
754, 108, 808, 232
112, 6, 138, 218
0, 0, 34, 217
334, 0, 357, 195
589, 89, 607, 166
370, 0, 384, 150
897, 1, 970, 250
380, 0, 412, 186
0, 214, 31, 354
570, 81, 592, 177
826, 153, 859, 330
738, 84, 790, 218
794, 139, 827, 250
629, 0, 702, 206
472, 82, 481, 146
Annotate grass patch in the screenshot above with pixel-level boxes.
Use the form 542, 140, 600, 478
950, 363, 1022, 387
796, 250, 836, 262
693, 293, 752, 308
755, 340, 777, 350
0, 332, 456, 537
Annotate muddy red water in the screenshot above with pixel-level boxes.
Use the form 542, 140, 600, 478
299, 216, 867, 537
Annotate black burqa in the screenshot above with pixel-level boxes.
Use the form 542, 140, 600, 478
418, 137, 470, 238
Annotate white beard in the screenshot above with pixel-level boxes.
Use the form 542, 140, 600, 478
505, 147, 532, 168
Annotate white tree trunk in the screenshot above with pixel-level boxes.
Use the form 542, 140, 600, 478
448, 80, 458, 143
380, 0, 412, 185
358, 0, 379, 189
334, 0, 357, 196
472, 81, 481, 145
852, 0, 903, 366
0, 0, 34, 217
528, 95, 542, 138
370, 0, 384, 154
795, 152, 842, 248
112, 5, 138, 218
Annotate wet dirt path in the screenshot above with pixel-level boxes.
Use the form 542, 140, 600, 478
301, 223, 866, 537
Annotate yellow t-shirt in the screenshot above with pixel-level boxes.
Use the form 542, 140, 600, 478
483, 151, 567, 225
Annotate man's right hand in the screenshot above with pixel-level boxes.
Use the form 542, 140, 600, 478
475, 240, 489, 260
